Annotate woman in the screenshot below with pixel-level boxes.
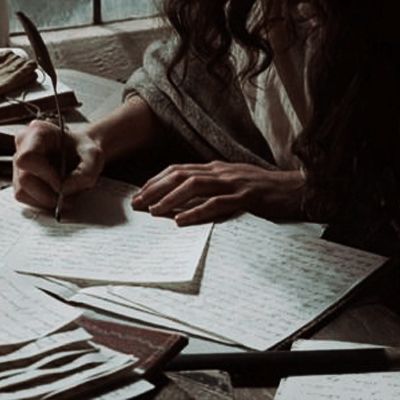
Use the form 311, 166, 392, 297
13, 0, 400, 253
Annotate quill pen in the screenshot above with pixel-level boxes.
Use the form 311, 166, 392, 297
16, 11, 66, 222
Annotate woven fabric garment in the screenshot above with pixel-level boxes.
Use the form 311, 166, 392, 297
0, 50, 37, 96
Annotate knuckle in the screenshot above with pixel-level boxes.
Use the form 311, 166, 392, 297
186, 176, 201, 188
13, 152, 26, 169
240, 188, 253, 200
224, 175, 238, 186
90, 144, 102, 158
28, 119, 44, 130
31, 121, 60, 141
29, 119, 57, 132
14, 130, 27, 147
166, 164, 180, 173
14, 151, 36, 171
14, 187, 25, 202
171, 170, 186, 183
15, 124, 44, 147
88, 145, 104, 166
211, 195, 236, 208
209, 197, 223, 208
31, 128, 52, 143
188, 207, 205, 219
18, 172, 33, 188
209, 160, 224, 169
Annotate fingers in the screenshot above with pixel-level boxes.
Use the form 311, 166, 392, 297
13, 121, 63, 208
13, 119, 105, 210
148, 176, 229, 216
13, 189, 44, 209
140, 164, 214, 192
175, 194, 245, 226
13, 169, 58, 209
63, 144, 104, 196
14, 152, 60, 193
133, 166, 214, 210
132, 161, 250, 226
15, 120, 62, 192
15, 119, 60, 152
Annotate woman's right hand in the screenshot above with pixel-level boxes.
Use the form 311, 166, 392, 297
13, 119, 105, 210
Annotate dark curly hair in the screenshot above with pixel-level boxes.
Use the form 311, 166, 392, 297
162, 0, 400, 249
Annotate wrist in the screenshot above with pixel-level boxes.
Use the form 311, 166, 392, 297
273, 169, 306, 219
287, 170, 307, 219
84, 124, 109, 162
85, 98, 161, 164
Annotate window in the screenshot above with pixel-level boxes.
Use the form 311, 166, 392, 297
8, 0, 160, 33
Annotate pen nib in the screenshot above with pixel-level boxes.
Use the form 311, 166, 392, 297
55, 207, 61, 223
55, 193, 63, 222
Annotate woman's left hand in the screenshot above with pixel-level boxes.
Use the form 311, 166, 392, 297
132, 161, 305, 226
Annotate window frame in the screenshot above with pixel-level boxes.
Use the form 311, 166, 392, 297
93, 0, 101, 24
9, 0, 161, 35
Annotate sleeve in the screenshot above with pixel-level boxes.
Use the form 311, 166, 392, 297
124, 38, 278, 170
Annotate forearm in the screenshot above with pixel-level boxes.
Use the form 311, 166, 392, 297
85, 96, 164, 164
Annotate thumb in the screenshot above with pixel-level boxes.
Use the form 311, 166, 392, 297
62, 145, 104, 196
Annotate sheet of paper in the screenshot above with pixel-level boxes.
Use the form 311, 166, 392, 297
22, 275, 235, 344
112, 213, 387, 350
275, 340, 400, 400
21, 275, 80, 302
0, 189, 38, 259
72, 290, 237, 345
275, 221, 325, 238
0, 349, 92, 380
9, 178, 212, 285
0, 344, 136, 400
0, 272, 82, 348
0, 328, 92, 368
0, 178, 10, 190
0, 326, 142, 400
0, 350, 128, 391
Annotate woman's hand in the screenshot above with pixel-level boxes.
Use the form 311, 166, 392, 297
132, 161, 305, 226
13, 119, 104, 209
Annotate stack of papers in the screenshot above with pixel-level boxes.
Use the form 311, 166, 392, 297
72, 215, 387, 350
275, 340, 400, 400
1, 178, 388, 351
0, 327, 152, 400
0, 272, 80, 348
0, 270, 153, 399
